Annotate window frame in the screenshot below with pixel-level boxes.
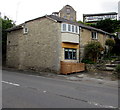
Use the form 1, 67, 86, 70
63, 24, 67, 31
91, 31, 98, 39
64, 48, 77, 60
23, 27, 28, 34
61, 23, 79, 34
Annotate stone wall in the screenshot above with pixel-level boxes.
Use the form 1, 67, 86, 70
59, 5, 76, 21
7, 29, 23, 68
7, 18, 61, 73
80, 28, 109, 60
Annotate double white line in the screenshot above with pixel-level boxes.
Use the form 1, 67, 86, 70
1, 81, 20, 87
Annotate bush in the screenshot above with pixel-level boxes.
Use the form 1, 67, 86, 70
84, 41, 103, 62
105, 38, 115, 47
114, 64, 120, 79
81, 59, 95, 64
115, 64, 120, 73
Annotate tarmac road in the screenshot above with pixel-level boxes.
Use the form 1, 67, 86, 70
2, 70, 119, 108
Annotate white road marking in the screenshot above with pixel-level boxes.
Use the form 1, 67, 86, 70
2, 81, 20, 87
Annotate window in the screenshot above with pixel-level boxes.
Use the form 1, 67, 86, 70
23, 27, 28, 34
91, 32, 98, 39
64, 48, 77, 60
66, 8, 70, 14
72, 25, 74, 32
63, 24, 66, 31
75, 26, 78, 33
68, 24, 71, 32
61, 23, 79, 34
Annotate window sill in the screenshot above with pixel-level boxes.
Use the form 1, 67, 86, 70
61, 31, 79, 35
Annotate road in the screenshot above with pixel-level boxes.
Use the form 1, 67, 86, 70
2, 70, 118, 108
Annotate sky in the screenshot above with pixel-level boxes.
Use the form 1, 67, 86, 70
0, 0, 119, 24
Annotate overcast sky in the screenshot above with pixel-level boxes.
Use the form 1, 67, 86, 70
0, 0, 119, 24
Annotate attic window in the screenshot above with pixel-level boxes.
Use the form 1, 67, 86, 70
23, 27, 28, 34
66, 8, 70, 14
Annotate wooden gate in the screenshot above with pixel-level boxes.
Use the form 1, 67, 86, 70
60, 61, 85, 74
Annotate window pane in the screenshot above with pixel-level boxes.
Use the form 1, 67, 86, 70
72, 25, 74, 32
63, 24, 66, 31
68, 24, 71, 31
92, 32, 98, 39
76, 26, 78, 33
69, 51, 72, 59
65, 49, 69, 59
64, 48, 77, 60
73, 49, 77, 59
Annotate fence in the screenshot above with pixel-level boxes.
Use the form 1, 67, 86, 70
60, 61, 85, 74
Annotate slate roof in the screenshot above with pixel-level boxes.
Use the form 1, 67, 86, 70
7, 14, 112, 35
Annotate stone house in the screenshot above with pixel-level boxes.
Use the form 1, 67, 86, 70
52, 5, 76, 21
7, 15, 111, 74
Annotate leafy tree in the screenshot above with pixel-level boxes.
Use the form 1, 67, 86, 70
83, 41, 103, 62
0, 15, 15, 64
112, 37, 120, 56
88, 19, 120, 33
105, 38, 115, 47
105, 38, 115, 57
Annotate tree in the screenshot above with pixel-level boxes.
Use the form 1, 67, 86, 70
105, 38, 115, 57
88, 19, 120, 33
112, 37, 120, 56
84, 41, 103, 62
0, 15, 15, 64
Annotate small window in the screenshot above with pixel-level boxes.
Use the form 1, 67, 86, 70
91, 32, 98, 39
64, 48, 77, 60
66, 8, 70, 14
72, 25, 74, 32
68, 24, 71, 32
63, 24, 66, 31
76, 26, 78, 33
23, 27, 28, 34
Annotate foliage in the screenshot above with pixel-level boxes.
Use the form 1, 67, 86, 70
105, 38, 115, 57
77, 20, 86, 25
113, 64, 120, 79
1, 15, 15, 63
105, 38, 115, 47
84, 41, 103, 62
115, 64, 120, 73
88, 19, 120, 33
112, 38, 120, 56
81, 59, 95, 64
